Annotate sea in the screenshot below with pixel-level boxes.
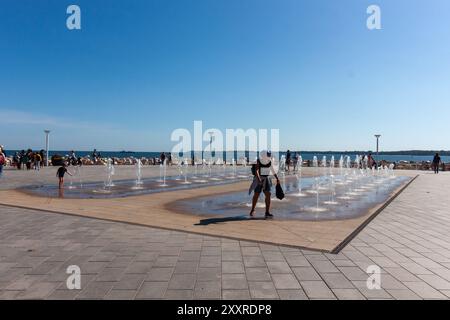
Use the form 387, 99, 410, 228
4, 150, 449, 163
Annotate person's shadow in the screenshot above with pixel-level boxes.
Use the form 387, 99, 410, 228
195, 215, 266, 225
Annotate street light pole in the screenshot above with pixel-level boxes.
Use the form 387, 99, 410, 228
208, 131, 214, 163
374, 134, 381, 156
44, 130, 51, 166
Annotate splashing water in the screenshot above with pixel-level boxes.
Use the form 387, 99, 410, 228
105, 158, 115, 188
132, 159, 144, 189
329, 156, 335, 176
160, 159, 168, 186
181, 158, 191, 184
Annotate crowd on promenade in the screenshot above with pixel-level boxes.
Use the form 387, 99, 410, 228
283, 150, 380, 172
0, 147, 177, 170
59, 150, 173, 166
0, 145, 447, 177
0, 147, 45, 173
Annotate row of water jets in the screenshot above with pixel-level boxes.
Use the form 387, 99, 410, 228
279, 155, 396, 213
172, 158, 248, 185
68, 155, 395, 205
68, 157, 249, 192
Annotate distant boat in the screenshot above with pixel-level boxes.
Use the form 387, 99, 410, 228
119, 150, 135, 154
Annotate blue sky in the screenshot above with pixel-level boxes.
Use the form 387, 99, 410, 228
1, 0, 449, 151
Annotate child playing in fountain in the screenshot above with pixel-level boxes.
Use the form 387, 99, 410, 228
57, 163, 72, 189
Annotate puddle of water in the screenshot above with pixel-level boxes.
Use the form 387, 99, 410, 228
20, 174, 252, 199
172, 175, 411, 221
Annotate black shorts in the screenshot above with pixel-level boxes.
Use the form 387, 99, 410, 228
255, 177, 272, 193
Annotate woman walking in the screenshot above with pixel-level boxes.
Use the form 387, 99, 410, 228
432, 153, 441, 174
248, 150, 280, 219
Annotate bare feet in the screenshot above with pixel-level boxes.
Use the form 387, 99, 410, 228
249, 210, 255, 218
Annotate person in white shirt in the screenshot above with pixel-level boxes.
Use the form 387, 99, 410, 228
248, 150, 280, 219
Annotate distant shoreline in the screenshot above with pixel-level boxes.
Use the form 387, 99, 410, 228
3, 149, 448, 165
4, 150, 450, 156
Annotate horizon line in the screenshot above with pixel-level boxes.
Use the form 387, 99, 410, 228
3, 149, 450, 154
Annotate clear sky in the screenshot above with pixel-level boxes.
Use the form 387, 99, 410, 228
1, 0, 449, 152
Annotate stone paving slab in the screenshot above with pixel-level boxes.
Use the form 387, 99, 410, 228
0, 172, 449, 299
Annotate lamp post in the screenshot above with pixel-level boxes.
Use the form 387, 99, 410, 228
208, 131, 214, 162
374, 134, 381, 156
44, 130, 50, 166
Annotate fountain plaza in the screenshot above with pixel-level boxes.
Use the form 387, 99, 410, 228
1, 158, 450, 300
0, 156, 415, 252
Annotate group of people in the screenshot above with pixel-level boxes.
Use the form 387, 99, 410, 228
11, 149, 45, 171
67, 150, 83, 166
360, 153, 378, 169
159, 152, 172, 165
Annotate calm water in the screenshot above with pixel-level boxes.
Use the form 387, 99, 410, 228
20, 168, 252, 199
4, 150, 448, 163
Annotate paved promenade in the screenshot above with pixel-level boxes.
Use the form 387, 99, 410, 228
0, 171, 450, 299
